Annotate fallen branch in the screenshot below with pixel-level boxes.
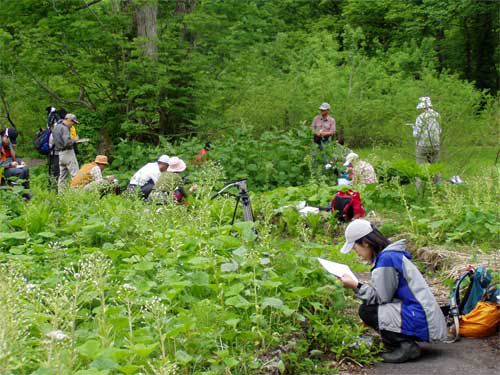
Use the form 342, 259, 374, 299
0, 84, 17, 128
75, 0, 103, 12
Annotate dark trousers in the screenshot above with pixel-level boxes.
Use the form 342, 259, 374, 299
313, 135, 331, 151
359, 304, 418, 347
127, 180, 155, 199
48, 154, 60, 191
3, 166, 30, 190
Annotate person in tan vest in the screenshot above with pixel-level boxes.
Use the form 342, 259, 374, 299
71, 155, 115, 191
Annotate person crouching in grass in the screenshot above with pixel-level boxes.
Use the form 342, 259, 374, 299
71, 155, 117, 193
337, 219, 448, 363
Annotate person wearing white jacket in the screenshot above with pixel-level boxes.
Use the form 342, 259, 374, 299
127, 155, 170, 199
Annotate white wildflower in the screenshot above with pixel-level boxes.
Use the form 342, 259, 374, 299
121, 283, 137, 292
47, 330, 69, 341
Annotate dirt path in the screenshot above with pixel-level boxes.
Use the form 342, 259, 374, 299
369, 336, 500, 375
354, 247, 500, 375
24, 158, 46, 168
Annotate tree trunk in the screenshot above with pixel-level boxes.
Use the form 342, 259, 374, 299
463, 18, 473, 81
157, 0, 197, 137
175, 0, 196, 43
435, 28, 445, 74
97, 127, 113, 157
134, 0, 158, 60
0, 83, 17, 129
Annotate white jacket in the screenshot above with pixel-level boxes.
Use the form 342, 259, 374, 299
129, 162, 161, 187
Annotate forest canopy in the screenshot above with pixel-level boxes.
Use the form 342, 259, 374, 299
0, 0, 498, 150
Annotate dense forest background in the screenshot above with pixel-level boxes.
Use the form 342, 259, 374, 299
0, 0, 498, 154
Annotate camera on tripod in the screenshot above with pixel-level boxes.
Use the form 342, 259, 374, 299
211, 178, 255, 225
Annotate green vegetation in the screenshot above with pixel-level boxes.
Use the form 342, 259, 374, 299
1, 156, 498, 373
0, 0, 498, 150
0, 0, 499, 373
1, 164, 378, 374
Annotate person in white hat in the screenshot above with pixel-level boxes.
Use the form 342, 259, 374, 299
413, 97, 441, 165
343, 152, 376, 185
127, 155, 170, 199
155, 156, 196, 203
337, 219, 447, 363
311, 102, 336, 149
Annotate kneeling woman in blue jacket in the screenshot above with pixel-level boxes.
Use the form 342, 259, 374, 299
338, 219, 447, 363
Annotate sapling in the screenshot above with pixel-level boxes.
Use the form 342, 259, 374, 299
79, 252, 113, 347
142, 296, 170, 361
118, 283, 138, 340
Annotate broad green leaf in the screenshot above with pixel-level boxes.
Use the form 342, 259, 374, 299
191, 271, 209, 286
221, 262, 238, 273
225, 318, 240, 327
129, 343, 158, 358
224, 357, 240, 368
260, 280, 282, 289
0, 231, 28, 241
77, 340, 102, 360
278, 360, 285, 373
75, 369, 110, 375
224, 283, 245, 296
288, 287, 312, 297
31, 369, 56, 375
232, 246, 248, 258
36, 231, 56, 238
175, 350, 193, 364
262, 297, 284, 310
117, 365, 141, 375
225, 295, 251, 309
89, 356, 116, 371
133, 261, 155, 271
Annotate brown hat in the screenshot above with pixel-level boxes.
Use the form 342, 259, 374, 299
95, 155, 109, 165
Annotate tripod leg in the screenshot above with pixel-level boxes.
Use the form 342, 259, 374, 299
231, 196, 241, 225
241, 193, 255, 222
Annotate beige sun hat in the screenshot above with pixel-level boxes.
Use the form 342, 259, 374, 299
94, 155, 109, 165
167, 156, 186, 172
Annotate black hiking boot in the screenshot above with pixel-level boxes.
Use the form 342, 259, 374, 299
382, 341, 421, 363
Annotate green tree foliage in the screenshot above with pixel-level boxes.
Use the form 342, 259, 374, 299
0, 0, 497, 150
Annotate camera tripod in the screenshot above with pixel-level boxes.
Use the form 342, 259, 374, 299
211, 179, 254, 225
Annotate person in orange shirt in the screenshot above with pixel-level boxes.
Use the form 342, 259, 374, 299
71, 155, 116, 191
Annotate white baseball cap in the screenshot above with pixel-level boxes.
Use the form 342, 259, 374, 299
319, 102, 331, 110
157, 155, 170, 164
340, 219, 373, 254
343, 152, 359, 166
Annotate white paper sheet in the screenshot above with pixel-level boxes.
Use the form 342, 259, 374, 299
317, 257, 359, 284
